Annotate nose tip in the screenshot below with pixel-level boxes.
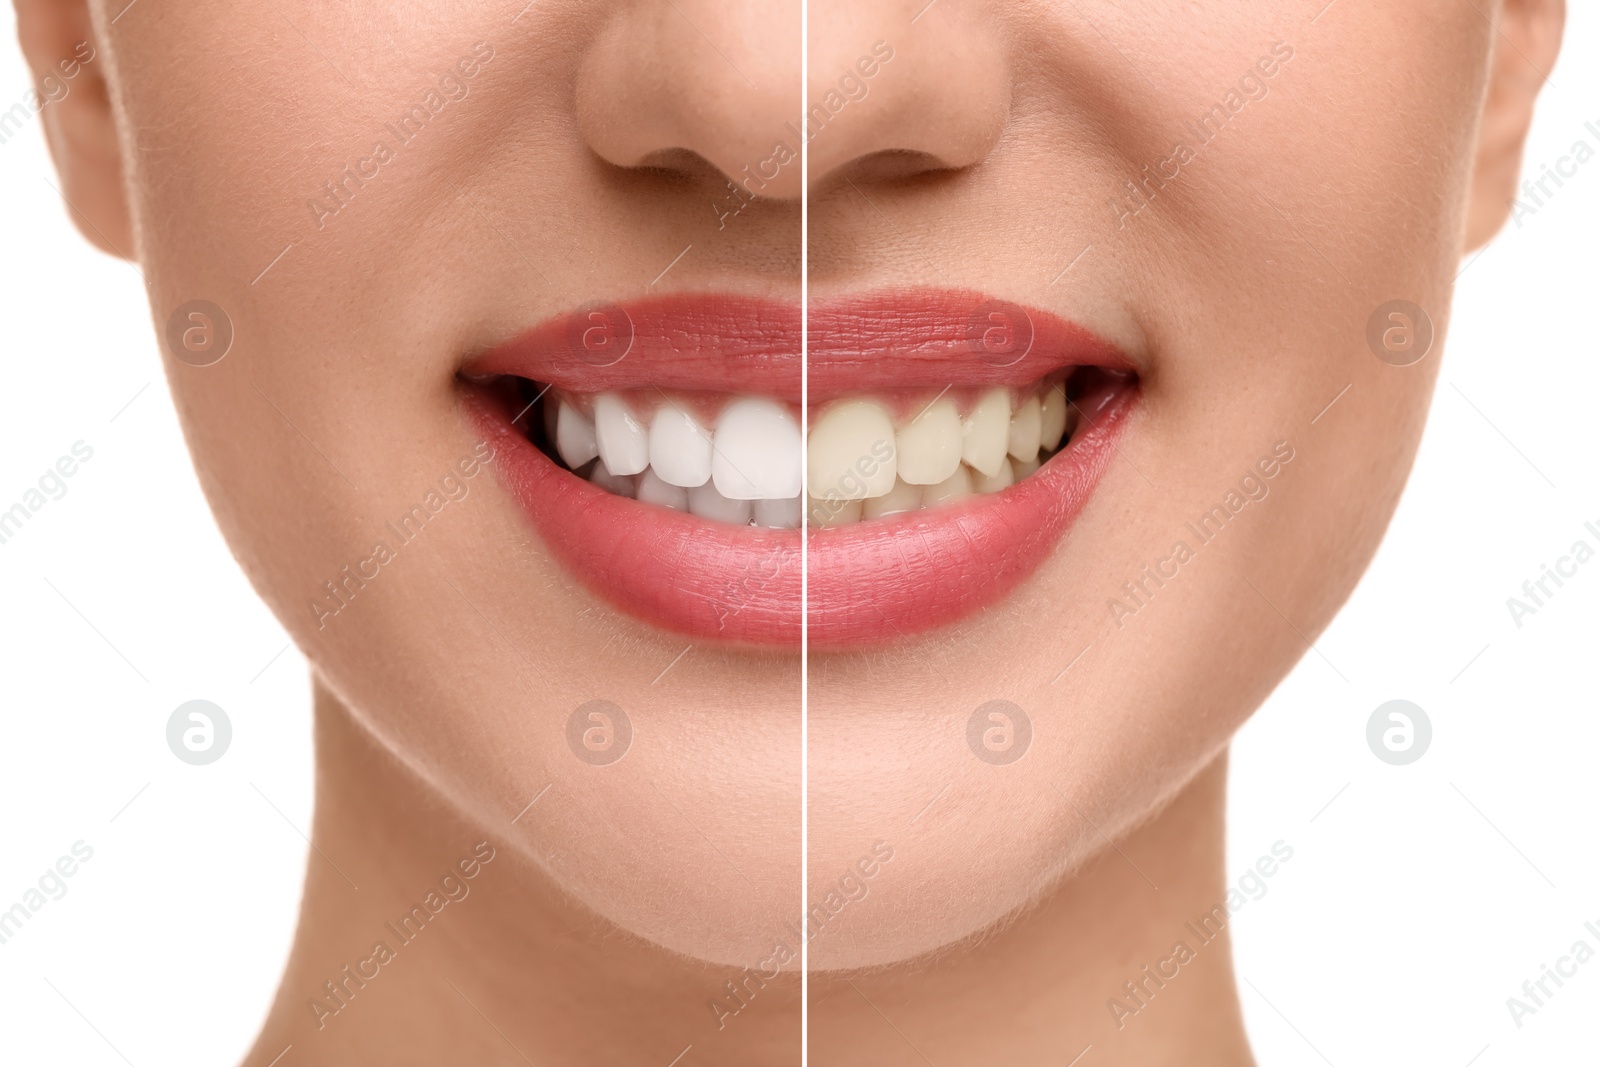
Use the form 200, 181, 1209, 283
576, 1, 805, 200
805, 6, 1009, 191
574, 3, 1010, 204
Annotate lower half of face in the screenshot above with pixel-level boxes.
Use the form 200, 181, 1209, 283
108, 0, 1485, 968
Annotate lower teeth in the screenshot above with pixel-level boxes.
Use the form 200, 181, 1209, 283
517, 374, 1095, 529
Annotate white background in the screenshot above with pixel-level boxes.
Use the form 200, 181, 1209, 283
0, 7, 1595, 1065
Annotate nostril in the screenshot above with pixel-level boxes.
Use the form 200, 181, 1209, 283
822, 148, 959, 188
605, 146, 801, 231
627, 147, 732, 188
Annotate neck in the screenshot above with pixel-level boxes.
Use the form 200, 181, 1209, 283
246, 682, 1250, 1066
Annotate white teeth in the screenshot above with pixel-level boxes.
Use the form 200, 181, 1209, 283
972, 459, 1014, 495
636, 468, 688, 510
894, 398, 962, 485
542, 394, 560, 443
862, 477, 923, 519
589, 458, 636, 498
594, 394, 650, 476
808, 496, 863, 528
753, 495, 801, 529
808, 399, 897, 499
556, 402, 600, 469
649, 404, 713, 488
923, 464, 974, 507
553, 378, 1082, 527
688, 481, 752, 524
1007, 393, 1042, 461
961, 388, 1011, 478
1040, 382, 1068, 452
713, 398, 802, 500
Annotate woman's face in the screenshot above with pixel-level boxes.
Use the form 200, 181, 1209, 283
69, 0, 1530, 969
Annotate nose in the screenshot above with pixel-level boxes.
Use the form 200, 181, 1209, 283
805, 2, 1010, 189
576, 1, 805, 199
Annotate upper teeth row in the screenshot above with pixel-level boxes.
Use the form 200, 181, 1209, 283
807, 385, 1069, 499
550, 383, 1072, 527
555, 394, 803, 496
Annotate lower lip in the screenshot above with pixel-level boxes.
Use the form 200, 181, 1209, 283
465, 383, 1136, 648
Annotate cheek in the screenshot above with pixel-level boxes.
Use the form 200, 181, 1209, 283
804, 8, 1481, 970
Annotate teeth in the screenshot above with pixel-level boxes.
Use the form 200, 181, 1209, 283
689, 481, 752, 524
636, 468, 689, 510
1007, 393, 1042, 461
923, 464, 974, 507
713, 397, 803, 500
542, 393, 560, 443
808, 496, 863, 528
545, 377, 1083, 528
961, 388, 1011, 478
1040, 382, 1068, 452
753, 495, 801, 529
862, 477, 923, 519
556, 402, 600, 469
649, 404, 713, 488
808, 399, 897, 500
972, 459, 1014, 495
894, 398, 962, 485
589, 458, 636, 498
594, 394, 650, 476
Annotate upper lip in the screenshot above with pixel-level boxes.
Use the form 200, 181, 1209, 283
462, 288, 1138, 400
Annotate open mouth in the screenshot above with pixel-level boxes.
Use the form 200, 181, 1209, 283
461, 290, 1139, 647
491, 372, 1113, 528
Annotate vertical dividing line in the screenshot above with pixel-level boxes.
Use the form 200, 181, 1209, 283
798, 0, 810, 1059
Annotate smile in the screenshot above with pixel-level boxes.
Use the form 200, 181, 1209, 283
462, 290, 1139, 647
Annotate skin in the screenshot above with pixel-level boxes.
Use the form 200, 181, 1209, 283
16, 0, 1563, 1063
